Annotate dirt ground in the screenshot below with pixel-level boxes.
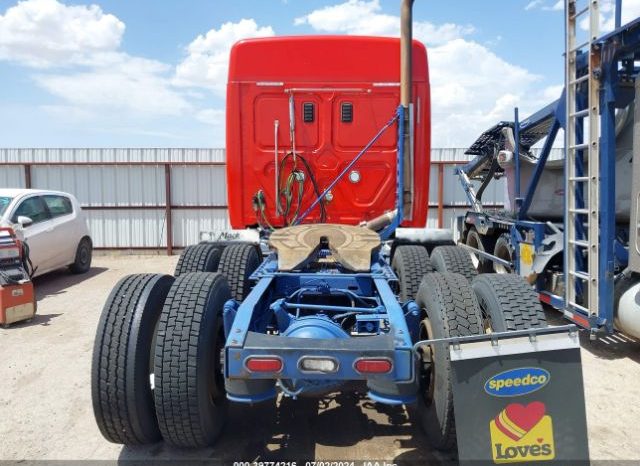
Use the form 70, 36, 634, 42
1, 255, 639, 463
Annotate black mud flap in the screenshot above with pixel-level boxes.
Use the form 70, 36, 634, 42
430, 325, 589, 465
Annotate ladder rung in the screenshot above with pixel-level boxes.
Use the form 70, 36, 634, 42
569, 270, 591, 281
570, 109, 589, 118
570, 5, 589, 19
570, 74, 589, 85
568, 301, 591, 314
569, 143, 589, 150
569, 239, 590, 248
569, 176, 589, 182
569, 208, 590, 214
570, 41, 591, 53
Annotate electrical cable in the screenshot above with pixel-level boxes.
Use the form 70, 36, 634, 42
276, 152, 327, 225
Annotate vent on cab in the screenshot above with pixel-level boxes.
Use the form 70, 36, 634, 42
341, 102, 353, 123
303, 102, 314, 123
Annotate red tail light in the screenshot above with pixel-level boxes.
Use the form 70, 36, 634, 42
245, 357, 283, 373
354, 358, 393, 374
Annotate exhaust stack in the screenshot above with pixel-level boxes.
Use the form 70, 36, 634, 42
400, 0, 414, 220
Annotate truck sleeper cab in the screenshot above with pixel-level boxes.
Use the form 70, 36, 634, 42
226, 36, 430, 229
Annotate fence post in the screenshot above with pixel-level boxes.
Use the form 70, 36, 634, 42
24, 164, 32, 189
437, 163, 444, 228
164, 164, 173, 256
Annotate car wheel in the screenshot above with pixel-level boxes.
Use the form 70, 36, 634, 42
70, 237, 92, 274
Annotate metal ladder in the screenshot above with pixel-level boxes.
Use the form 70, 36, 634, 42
565, 0, 600, 318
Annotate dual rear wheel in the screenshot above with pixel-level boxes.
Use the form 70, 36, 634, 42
406, 245, 546, 450
92, 243, 260, 448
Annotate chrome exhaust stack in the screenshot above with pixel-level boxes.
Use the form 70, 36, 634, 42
400, 0, 414, 220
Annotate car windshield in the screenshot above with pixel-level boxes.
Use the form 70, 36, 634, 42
0, 197, 12, 217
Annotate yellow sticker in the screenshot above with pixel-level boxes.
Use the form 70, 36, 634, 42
490, 402, 555, 463
520, 244, 534, 266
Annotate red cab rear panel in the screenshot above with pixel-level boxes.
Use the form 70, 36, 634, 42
226, 36, 430, 229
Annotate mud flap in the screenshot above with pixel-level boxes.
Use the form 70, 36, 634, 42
449, 325, 588, 465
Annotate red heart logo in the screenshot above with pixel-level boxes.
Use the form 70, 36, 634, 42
505, 402, 546, 432
495, 402, 546, 440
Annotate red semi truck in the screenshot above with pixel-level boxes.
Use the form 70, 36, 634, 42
91, 2, 587, 462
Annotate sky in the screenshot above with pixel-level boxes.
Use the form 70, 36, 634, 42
0, 0, 638, 148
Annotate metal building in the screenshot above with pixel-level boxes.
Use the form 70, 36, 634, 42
0, 147, 562, 252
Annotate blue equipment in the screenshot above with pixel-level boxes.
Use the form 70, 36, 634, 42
456, 0, 640, 339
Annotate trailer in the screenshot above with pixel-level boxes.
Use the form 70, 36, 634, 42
91, 1, 589, 462
456, 0, 640, 341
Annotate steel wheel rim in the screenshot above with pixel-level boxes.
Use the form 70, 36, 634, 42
418, 316, 436, 405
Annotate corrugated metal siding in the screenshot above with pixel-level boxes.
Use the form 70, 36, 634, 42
32, 165, 165, 206
0, 166, 25, 188
88, 210, 166, 248
0, 148, 226, 163
171, 166, 227, 206
0, 147, 563, 249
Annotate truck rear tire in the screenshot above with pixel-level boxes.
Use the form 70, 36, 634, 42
472, 274, 547, 331
465, 228, 495, 273
430, 246, 477, 282
415, 272, 482, 451
154, 272, 231, 448
218, 243, 260, 301
174, 243, 224, 276
91, 273, 174, 445
392, 245, 433, 301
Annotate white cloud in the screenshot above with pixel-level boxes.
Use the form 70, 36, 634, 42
0, 1, 269, 145
174, 19, 275, 94
428, 39, 545, 146
549, 1, 564, 11
594, 0, 640, 31
35, 54, 192, 117
295, 1, 549, 146
0, 0, 199, 122
525, 0, 564, 11
0, 0, 124, 68
530, 0, 640, 24
294, 0, 473, 46
196, 108, 225, 126
525, 0, 544, 11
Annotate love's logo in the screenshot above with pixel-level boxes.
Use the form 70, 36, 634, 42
490, 401, 555, 463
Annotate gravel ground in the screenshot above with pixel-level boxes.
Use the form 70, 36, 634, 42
0, 255, 639, 463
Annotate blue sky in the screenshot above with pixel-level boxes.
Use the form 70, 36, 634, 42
0, 0, 635, 148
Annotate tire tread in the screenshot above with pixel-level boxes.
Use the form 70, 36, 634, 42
392, 245, 433, 301
92, 273, 171, 444
472, 274, 547, 330
217, 244, 260, 301
416, 272, 482, 451
174, 243, 222, 276
431, 246, 477, 282
154, 272, 229, 447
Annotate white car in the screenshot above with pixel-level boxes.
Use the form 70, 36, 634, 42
0, 189, 92, 277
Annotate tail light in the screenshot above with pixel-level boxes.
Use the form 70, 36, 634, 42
299, 356, 339, 374
245, 356, 283, 373
354, 358, 393, 374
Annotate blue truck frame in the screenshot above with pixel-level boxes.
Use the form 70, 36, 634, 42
457, 0, 638, 335
220, 106, 421, 404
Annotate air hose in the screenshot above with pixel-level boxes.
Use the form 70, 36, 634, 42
253, 152, 327, 229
